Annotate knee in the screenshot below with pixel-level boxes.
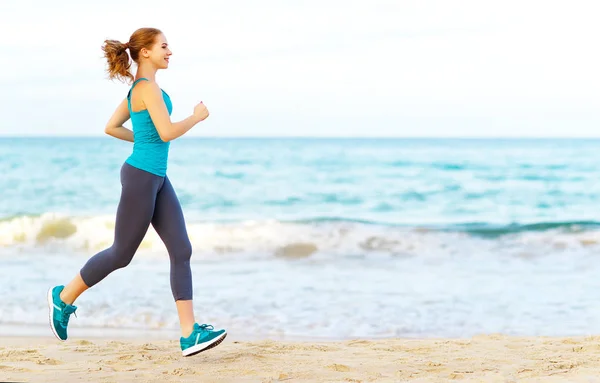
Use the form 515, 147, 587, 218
174, 240, 192, 264
111, 245, 136, 269
114, 256, 133, 269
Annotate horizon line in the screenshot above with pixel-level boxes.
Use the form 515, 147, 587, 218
2, 135, 600, 140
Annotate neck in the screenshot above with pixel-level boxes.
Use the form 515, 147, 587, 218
135, 62, 158, 82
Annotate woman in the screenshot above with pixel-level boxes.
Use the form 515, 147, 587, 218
46, 27, 227, 357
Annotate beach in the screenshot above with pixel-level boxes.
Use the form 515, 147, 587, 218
3, 334, 600, 382
3, 0, 599, 376
4, 138, 600, 381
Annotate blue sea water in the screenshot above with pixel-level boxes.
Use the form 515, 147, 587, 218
2, 137, 600, 340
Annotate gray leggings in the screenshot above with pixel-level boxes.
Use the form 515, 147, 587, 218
80, 162, 193, 301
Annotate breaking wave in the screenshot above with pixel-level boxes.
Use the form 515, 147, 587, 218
1, 213, 600, 259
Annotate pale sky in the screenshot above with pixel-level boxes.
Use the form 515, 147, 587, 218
0, 0, 598, 137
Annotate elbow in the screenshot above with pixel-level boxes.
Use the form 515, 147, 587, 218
104, 126, 113, 136
157, 127, 174, 142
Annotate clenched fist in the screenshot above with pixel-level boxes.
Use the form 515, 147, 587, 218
194, 101, 209, 121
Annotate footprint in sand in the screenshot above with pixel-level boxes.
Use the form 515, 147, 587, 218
327, 363, 351, 372
35, 357, 62, 365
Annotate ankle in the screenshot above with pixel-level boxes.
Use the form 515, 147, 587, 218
181, 324, 195, 338
59, 290, 74, 305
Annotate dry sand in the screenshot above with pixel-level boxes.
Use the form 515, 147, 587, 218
3, 334, 600, 382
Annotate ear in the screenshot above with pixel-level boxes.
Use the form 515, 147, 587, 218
140, 47, 149, 58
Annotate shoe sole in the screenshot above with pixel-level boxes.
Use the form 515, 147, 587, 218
47, 288, 66, 342
182, 332, 227, 357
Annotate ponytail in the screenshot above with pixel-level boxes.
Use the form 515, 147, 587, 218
101, 39, 134, 84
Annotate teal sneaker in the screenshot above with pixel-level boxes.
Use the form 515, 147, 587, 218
180, 323, 227, 357
47, 285, 77, 341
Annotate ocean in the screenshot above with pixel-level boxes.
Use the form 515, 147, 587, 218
2, 137, 600, 340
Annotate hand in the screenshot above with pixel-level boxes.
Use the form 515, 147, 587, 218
193, 101, 209, 121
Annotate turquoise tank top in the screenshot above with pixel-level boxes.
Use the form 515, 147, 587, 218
125, 77, 172, 177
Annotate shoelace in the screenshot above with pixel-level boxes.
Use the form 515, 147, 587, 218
198, 324, 214, 331
61, 305, 77, 326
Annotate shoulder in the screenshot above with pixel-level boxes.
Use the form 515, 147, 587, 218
136, 80, 162, 97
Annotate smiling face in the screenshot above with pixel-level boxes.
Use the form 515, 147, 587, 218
140, 33, 172, 70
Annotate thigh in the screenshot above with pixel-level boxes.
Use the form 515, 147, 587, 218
114, 164, 162, 249
151, 176, 190, 247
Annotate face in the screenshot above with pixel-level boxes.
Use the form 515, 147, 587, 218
141, 33, 172, 69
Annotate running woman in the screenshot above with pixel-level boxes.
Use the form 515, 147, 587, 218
47, 27, 227, 357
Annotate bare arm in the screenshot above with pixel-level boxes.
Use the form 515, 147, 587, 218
141, 81, 208, 142
104, 98, 134, 142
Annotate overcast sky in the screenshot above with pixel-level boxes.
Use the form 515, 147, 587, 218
0, 0, 598, 137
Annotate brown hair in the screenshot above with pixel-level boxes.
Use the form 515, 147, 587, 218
101, 27, 163, 84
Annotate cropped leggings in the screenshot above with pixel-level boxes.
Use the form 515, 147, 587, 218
80, 162, 193, 301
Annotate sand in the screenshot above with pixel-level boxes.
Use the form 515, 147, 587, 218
3, 334, 600, 382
